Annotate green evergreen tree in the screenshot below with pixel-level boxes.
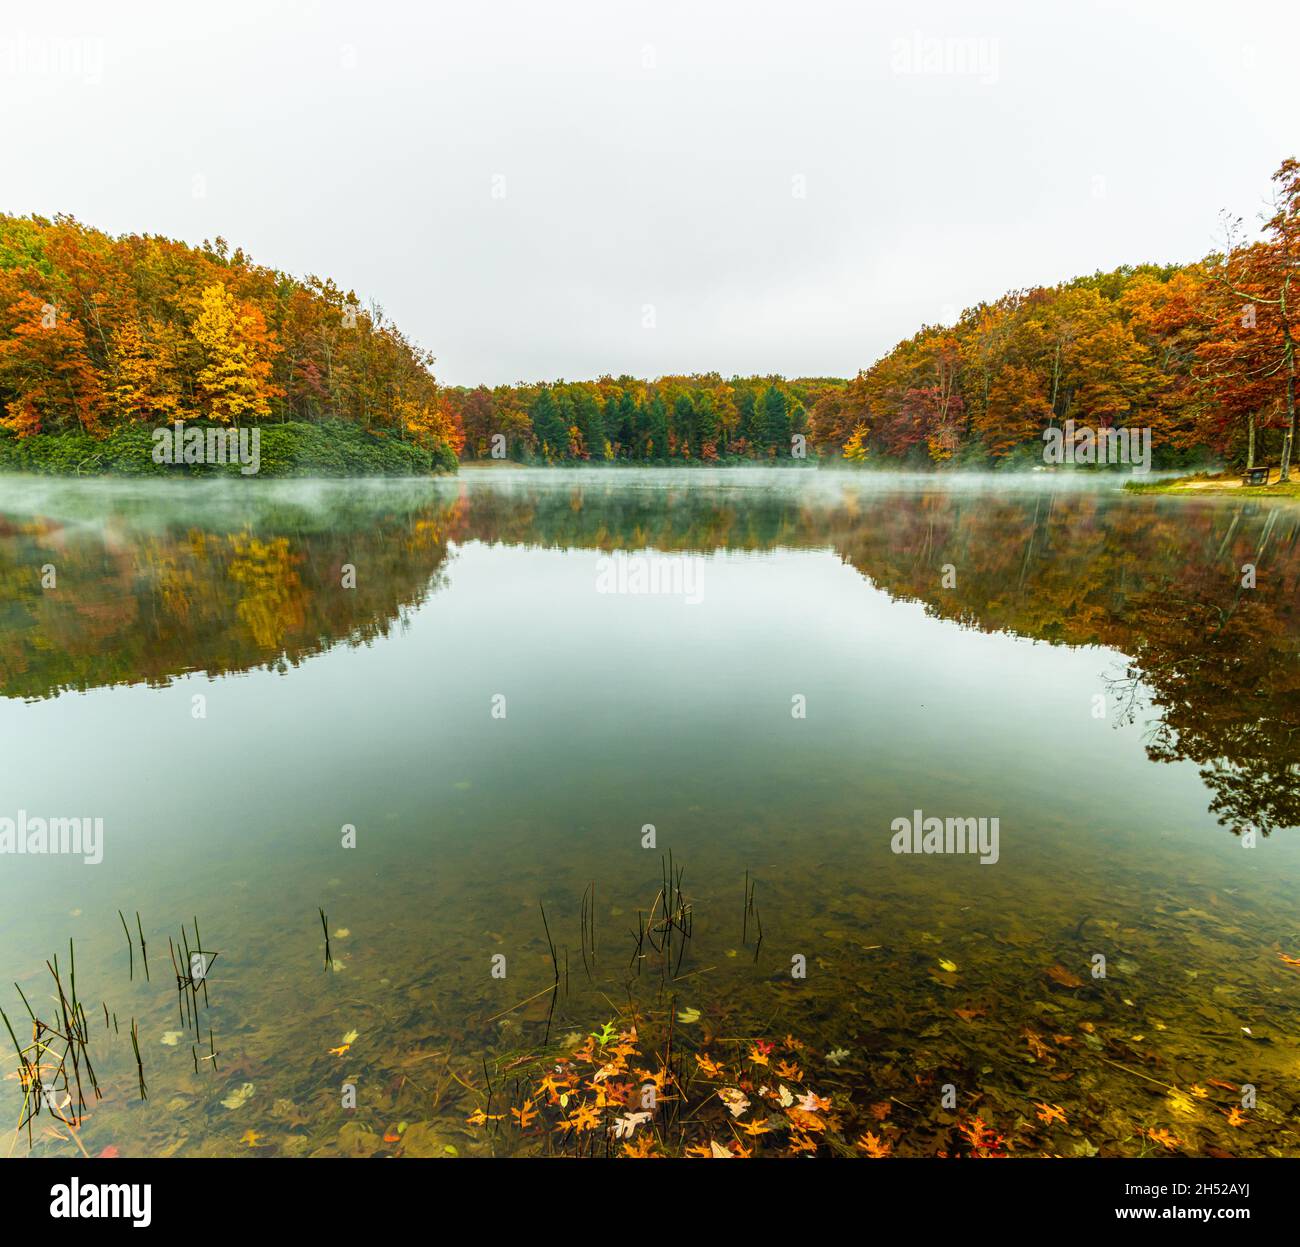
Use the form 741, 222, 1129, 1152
760, 384, 790, 455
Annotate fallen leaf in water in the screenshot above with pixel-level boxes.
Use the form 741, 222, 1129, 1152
719, 1087, 750, 1118
1165, 1090, 1197, 1117
510, 1099, 539, 1128
1046, 964, 1084, 988
938, 958, 958, 973
1035, 1102, 1067, 1126
1023, 1029, 1053, 1060
1146, 1127, 1182, 1151
328, 1044, 351, 1057
97, 1145, 120, 1158
676, 1007, 700, 1024
565, 1102, 601, 1132
160, 1031, 183, 1046
334, 928, 350, 939
612, 1111, 651, 1138
856, 1130, 892, 1157
825, 1047, 850, 1065
622, 1134, 659, 1158
1224, 1107, 1247, 1128
340, 1029, 359, 1045
240, 1130, 262, 1147
220, 1083, 254, 1110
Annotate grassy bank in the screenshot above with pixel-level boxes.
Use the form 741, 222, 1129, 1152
0, 421, 458, 478
1125, 469, 1300, 498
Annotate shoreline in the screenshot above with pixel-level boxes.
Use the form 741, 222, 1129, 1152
1125, 470, 1300, 499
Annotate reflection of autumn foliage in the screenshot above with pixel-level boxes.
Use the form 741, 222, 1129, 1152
227, 534, 305, 650
0, 495, 465, 699
826, 493, 1300, 836
458, 484, 1300, 835
2, 482, 1296, 835
1127, 587, 1300, 835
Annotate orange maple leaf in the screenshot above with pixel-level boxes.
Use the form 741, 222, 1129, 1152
622, 1134, 660, 1158
510, 1098, 538, 1129
566, 1102, 601, 1132
856, 1130, 892, 1157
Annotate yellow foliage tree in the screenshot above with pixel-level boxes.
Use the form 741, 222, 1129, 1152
192, 284, 279, 423
842, 423, 870, 462
110, 317, 181, 422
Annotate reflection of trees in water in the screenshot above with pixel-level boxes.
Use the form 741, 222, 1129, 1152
824, 491, 1300, 837
0, 495, 465, 700
2, 479, 1297, 834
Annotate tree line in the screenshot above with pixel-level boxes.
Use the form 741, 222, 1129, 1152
444, 375, 841, 462
1, 157, 1294, 473
808, 158, 1299, 475
0, 214, 462, 456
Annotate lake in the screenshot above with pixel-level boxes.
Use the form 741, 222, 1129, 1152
1, 468, 1297, 1158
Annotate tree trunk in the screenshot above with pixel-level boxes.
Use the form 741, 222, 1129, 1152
1279, 277, 1295, 483
1279, 344, 1296, 482
1247, 414, 1256, 470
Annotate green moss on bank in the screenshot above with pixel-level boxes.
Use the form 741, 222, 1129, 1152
0, 421, 458, 478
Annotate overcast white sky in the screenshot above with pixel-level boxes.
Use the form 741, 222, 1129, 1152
2, 0, 1295, 385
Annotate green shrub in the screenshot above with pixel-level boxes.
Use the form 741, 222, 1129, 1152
0, 420, 457, 478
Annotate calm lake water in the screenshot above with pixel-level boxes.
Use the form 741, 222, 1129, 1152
1, 468, 1298, 1158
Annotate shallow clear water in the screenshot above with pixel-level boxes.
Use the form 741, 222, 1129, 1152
1, 468, 1297, 1157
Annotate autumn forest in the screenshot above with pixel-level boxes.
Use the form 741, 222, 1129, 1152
0, 157, 1296, 475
